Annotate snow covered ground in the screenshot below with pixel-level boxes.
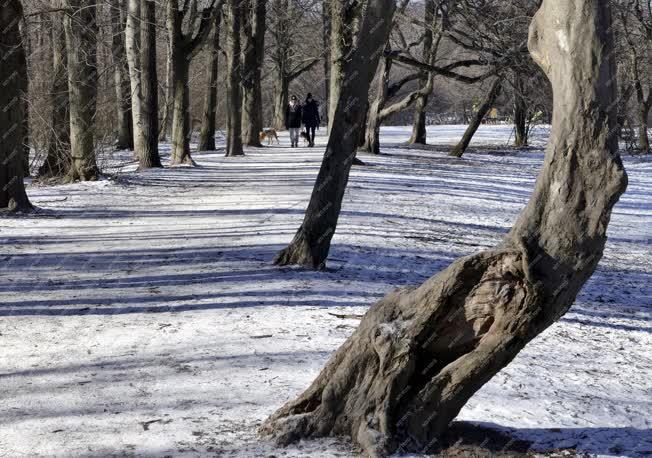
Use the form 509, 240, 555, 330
0, 125, 650, 457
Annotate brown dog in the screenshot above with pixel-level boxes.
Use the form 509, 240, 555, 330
259, 128, 279, 145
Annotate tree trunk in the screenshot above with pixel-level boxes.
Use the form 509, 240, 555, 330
111, 0, 134, 151
328, 0, 355, 132
450, 78, 502, 157
0, 0, 32, 212
126, 0, 145, 154
363, 56, 392, 155
39, 11, 71, 179
513, 74, 529, 148
272, 72, 289, 131
241, 0, 266, 146
64, 0, 100, 181
273, 0, 396, 269
408, 0, 436, 145
638, 101, 650, 152
138, 0, 162, 168
322, 1, 331, 126
262, 1, 628, 456
159, 36, 173, 142
198, 14, 220, 152
225, 0, 244, 157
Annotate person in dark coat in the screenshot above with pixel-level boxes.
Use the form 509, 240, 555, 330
302, 93, 320, 147
285, 95, 303, 147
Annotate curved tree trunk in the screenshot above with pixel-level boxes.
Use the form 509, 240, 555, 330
111, 0, 134, 151
273, 0, 396, 269
272, 73, 289, 131
198, 15, 220, 152
39, 11, 71, 179
64, 0, 100, 182
262, 1, 628, 456
0, 0, 32, 212
225, 0, 244, 157
362, 56, 392, 155
449, 78, 502, 158
241, 0, 266, 146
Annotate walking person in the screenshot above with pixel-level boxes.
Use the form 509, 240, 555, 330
285, 95, 303, 147
302, 93, 320, 147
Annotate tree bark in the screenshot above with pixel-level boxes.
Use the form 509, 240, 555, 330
225, 0, 244, 157
111, 0, 134, 151
328, 0, 357, 132
262, 1, 628, 456
635, 81, 651, 153
322, 1, 331, 126
272, 70, 289, 131
273, 0, 396, 269
138, 0, 162, 168
159, 36, 173, 142
241, 0, 266, 146
513, 74, 529, 148
0, 0, 32, 212
198, 14, 221, 152
449, 78, 502, 157
408, 0, 436, 145
64, 0, 100, 181
39, 11, 71, 179
362, 55, 392, 155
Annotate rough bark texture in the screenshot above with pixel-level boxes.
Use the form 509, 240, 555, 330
273, 0, 396, 269
111, 0, 134, 151
363, 55, 392, 155
225, 0, 244, 157
198, 14, 220, 152
159, 38, 173, 142
241, 0, 266, 146
39, 11, 71, 179
138, 0, 162, 168
263, 1, 628, 456
635, 81, 651, 153
449, 78, 502, 158
64, 0, 100, 181
0, 0, 32, 212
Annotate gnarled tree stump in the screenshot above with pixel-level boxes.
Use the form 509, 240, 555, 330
261, 0, 628, 456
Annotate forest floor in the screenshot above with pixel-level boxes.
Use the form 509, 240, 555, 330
1, 125, 650, 457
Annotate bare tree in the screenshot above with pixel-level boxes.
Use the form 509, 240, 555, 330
64, 0, 100, 181
273, 0, 396, 269
110, 0, 134, 151
166, 0, 222, 165
262, 1, 628, 456
225, 0, 244, 157
241, 0, 266, 146
198, 12, 221, 152
1, 0, 32, 212
39, 10, 71, 179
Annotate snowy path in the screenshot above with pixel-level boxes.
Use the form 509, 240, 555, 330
0, 125, 650, 457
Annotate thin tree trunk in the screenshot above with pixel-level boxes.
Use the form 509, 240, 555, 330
39, 11, 71, 179
64, 0, 100, 181
363, 55, 392, 155
638, 101, 650, 152
0, 0, 32, 211
450, 78, 502, 157
198, 14, 221, 152
513, 74, 529, 148
241, 0, 266, 146
225, 0, 244, 157
408, 0, 436, 145
273, 0, 396, 269
138, 0, 161, 168
272, 71, 289, 131
126, 0, 145, 155
262, 2, 628, 456
111, 0, 133, 151
159, 36, 173, 142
